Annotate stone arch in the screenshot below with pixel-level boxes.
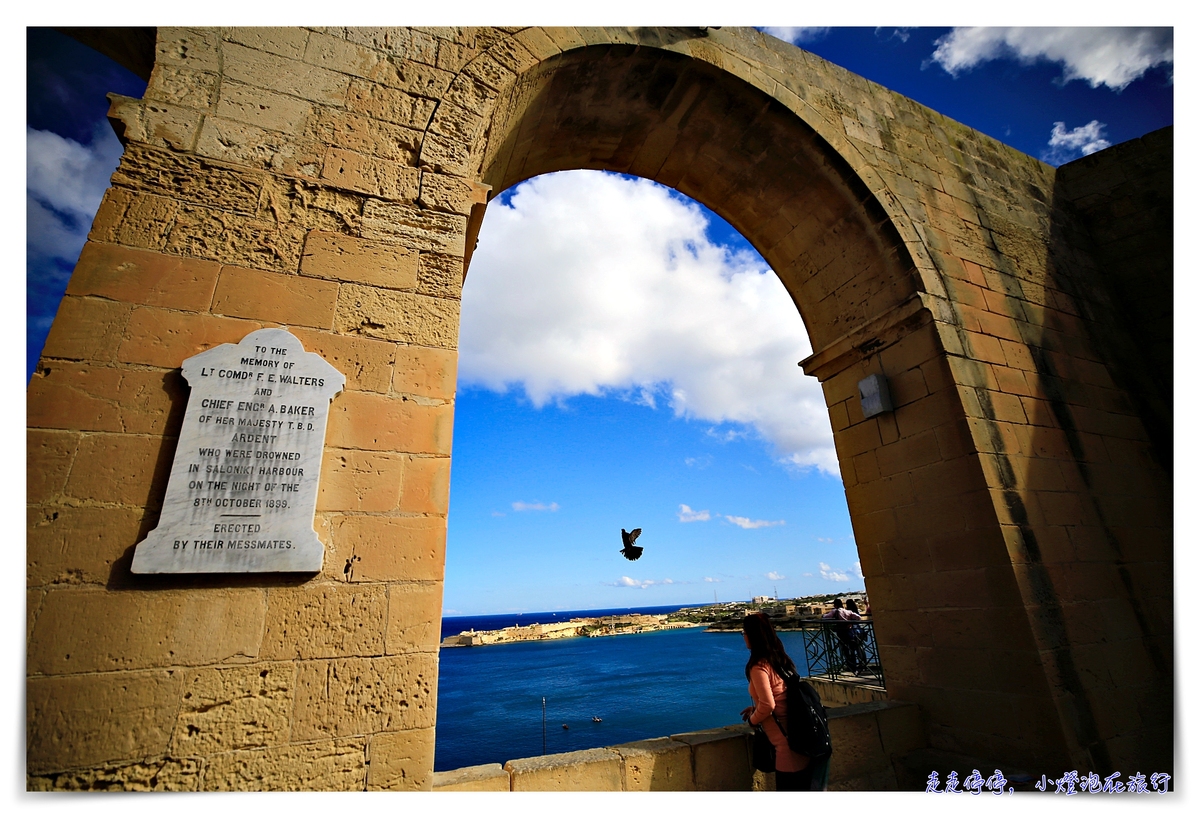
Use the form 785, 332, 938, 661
26, 26, 1171, 789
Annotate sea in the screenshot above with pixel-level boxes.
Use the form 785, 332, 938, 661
434, 604, 812, 772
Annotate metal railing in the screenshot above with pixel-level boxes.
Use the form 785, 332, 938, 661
797, 618, 884, 685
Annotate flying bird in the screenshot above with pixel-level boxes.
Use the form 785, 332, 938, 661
620, 528, 643, 561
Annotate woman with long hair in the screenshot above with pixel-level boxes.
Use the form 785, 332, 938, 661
740, 612, 827, 791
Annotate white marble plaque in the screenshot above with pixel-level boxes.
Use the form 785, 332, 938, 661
131, 328, 345, 573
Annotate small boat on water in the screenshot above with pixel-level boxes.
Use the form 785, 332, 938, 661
562, 724, 569, 730
592, 716, 602, 723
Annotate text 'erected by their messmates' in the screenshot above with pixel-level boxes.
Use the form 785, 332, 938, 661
131, 328, 345, 573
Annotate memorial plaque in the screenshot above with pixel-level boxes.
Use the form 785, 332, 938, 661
131, 328, 345, 573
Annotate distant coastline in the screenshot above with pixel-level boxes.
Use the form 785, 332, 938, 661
439, 592, 868, 648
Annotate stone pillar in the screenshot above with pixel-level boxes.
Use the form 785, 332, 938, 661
27, 26, 475, 790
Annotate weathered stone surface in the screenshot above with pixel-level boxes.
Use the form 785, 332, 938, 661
360, 200, 467, 254
345, 79, 438, 128
260, 583, 388, 659
27, 671, 183, 774
418, 172, 489, 215
40, 292, 120, 365
291, 653, 437, 740
385, 582, 442, 654
216, 81, 314, 135
326, 390, 454, 454
669, 726, 753, 791
27, 504, 146, 587
397, 455, 451, 515
222, 42, 351, 106
288, 327, 397, 393
117, 306, 262, 368
224, 26, 310, 60
62, 432, 173, 507
171, 663, 296, 755
144, 65, 219, 109
417, 252, 464, 299
330, 514, 447, 582
28, 757, 202, 791
28, 588, 267, 674
367, 727, 436, 790
613, 737, 694, 791
203, 738, 367, 791
391, 344, 457, 399
321, 147, 420, 201
333, 283, 461, 348
431, 762, 509, 792
26, 429, 78, 505
317, 449, 404, 512
300, 230, 419, 290
211, 265, 338, 327
66, 242, 222, 311
506, 748, 623, 791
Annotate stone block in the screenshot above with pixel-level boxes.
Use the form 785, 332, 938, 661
291, 653, 437, 740
63, 432, 173, 507
27, 670, 182, 774
26, 504, 146, 587
826, 703, 889, 782
222, 42, 351, 105
117, 306, 261, 368
284, 328, 395, 394
41, 296, 131, 363
432, 762, 510, 791
331, 514, 446, 582
107, 95, 203, 153
29, 362, 186, 438
326, 390, 454, 455
215, 81, 313, 135
67, 242, 223, 312
155, 27, 222, 73
669, 725, 753, 791
613, 737, 694, 791
361, 200, 468, 255
28, 757, 202, 791
260, 583, 388, 660
367, 727, 436, 790
505, 747, 623, 791
211, 265, 338, 328
193, 116, 314, 173
309, 107, 421, 164
333, 284, 461, 348
27, 587, 267, 675
171, 663, 296, 755
391, 344, 457, 399
385, 582, 443, 654
417, 253, 464, 299
398, 455, 451, 516
87, 186, 133, 243
318, 449, 405, 512
144, 64, 219, 109
26, 429, 78, 505
321, 147, 420, 201
345, 78, 439, 128
224, 26, 310, 60
300, 230, 419, 291
203, 737, 367, 791
418, 172, 490, 215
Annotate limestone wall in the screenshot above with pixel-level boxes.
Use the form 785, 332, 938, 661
432, 702, 926, 791
28, 26, 1171, 788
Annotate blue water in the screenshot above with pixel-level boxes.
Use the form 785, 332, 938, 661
434, 607, 811, 772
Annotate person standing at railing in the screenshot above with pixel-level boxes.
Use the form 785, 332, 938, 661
822, 599, 862, 674
739, 612, 829, 790
844, 599, 869, 672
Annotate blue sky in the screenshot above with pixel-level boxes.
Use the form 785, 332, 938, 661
25, 25, 1175, 616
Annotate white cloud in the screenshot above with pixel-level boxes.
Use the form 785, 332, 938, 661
766, 571, 785, 581
803, 572, 814, 577
761, 27, 830, 45
704, 577, 720, 583
819, 562, 851, 582
678, 504, 711, 523
461, 171, 838, 474
27, 125, 124, 266
613, 576, 655, 589
853, 561, 864, 580
725, 515, 785, 530
512, 501, 559, 512
930, 27, 1173, 90
684, 455, 712, 469
1042, 121, 1112, 166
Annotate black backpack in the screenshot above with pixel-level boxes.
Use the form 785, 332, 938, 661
776, 666, 832, 758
